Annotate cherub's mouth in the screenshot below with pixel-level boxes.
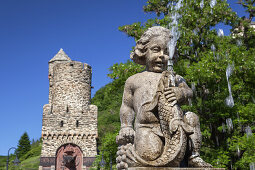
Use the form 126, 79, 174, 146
155, 62, 163, 67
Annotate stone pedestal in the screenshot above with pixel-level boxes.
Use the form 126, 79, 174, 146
128, 168, 224, 170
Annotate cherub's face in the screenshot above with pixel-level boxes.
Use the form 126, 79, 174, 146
145, 36, 169, 72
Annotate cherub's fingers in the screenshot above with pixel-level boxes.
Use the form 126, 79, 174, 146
128, 130, 133, 137
164, 87, 173, 92
164, 90, 173, 95
167, 97, 176, 102
170, 100, 177, 106
166, 93, 175, 99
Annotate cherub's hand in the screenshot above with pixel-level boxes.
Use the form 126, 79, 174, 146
116, 127, 135, 145
164, 87, 178, 105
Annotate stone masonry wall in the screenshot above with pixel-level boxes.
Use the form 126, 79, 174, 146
51, 61, 91, 113
41, 52, 97, 161
41, 104, 97, 157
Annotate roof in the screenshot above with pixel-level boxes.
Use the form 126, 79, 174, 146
49, 48, 71, 63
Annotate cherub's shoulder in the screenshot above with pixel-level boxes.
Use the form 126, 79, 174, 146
126, 72, 144, 82
125, 72, 145, 87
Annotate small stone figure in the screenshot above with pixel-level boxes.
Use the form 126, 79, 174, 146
116, 26, 212, 169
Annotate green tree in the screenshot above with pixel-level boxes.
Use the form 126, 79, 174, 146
17, 132, 31, 158
93, 0, 255, 168
118, 0, 255, 168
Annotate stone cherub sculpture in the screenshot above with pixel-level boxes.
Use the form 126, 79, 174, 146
116, 26, 212, 169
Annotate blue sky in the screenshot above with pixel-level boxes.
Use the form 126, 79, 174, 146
0, 0, 251, 156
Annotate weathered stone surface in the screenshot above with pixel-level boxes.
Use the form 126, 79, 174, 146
40, 49, 97, 170
116, 26, 212, 169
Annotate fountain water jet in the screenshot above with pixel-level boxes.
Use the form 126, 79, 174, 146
167, 0, 183, 72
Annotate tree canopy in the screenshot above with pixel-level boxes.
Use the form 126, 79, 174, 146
92, 0, 255, 169
17, 132, 31, 158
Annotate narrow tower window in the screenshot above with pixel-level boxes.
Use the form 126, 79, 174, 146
66, 105, 69, 113
60, 121, 64, 127
76, 120, 79, 127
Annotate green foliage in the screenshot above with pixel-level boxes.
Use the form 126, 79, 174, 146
91, 61, 144, 168
0, 137, 42, 170
92, 132, 119, 169
96, 0, 255, 169
7, 155, 40, 170
17, 132, 31, 159
0, 156, 7, 168
92, 61, 144, 139
20, 143, 41, 161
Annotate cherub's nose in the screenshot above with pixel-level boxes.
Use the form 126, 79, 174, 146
158, 50, 165, 60
159, 50, 164, 56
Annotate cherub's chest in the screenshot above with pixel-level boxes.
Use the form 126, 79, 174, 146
133, 75, 161, 105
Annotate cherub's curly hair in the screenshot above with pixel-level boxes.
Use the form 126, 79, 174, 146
130, 26, 172, 65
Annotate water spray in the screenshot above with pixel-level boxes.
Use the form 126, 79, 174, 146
167, 0, 183, 86
225, 64, 234, 107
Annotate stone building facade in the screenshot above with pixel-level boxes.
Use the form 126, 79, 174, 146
39, 49, 97, 170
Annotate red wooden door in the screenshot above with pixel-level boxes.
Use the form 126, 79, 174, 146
56, 144, 83, 170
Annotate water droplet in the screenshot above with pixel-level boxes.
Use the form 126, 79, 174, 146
226, 64, 234, 77
245, 126, 253, 139
225, 64, 235, 107
237, 145, 241, 158
211, 44, 216, 60
237, 112, 240, 123
191, 82, 196, 92
237, 39, 242, 46
218, 29, 224, 37
225, 95, 234, 108
210, 0, 217, 8
222, 123, 226, 133
216, 54, 220, 61
226, 118, 233, 131
188, 98, 192, 106
193, 29, 198, 35
250, 162, 255, 170
200, 0, 204, 9
211, 44, 216, 52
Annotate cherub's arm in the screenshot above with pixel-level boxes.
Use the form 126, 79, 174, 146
116, 79, 135, 144
164, 75, 193, 105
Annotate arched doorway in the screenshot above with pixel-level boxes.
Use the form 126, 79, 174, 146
56, 143, 83, 170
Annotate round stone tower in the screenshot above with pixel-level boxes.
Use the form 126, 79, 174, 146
39, 49, 97, 170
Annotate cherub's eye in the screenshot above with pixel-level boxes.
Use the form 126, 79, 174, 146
151, 46, 160, 52
164, 48, 169, 55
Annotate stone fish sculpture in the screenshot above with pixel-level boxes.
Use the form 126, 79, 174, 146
116, 26, 212, 169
